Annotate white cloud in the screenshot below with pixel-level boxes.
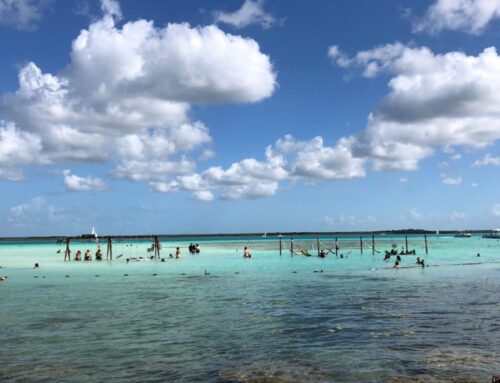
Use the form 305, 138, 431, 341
441, 174, 462, 185
0, 0, 276, 185
8, 196, 65, 226
0, 0, 50, 30
399, 177, 408, 183
191, 190, 214, 202
214, 0, 280, 29
450, 153, 461, 161
329, 43, 500, 172
221, 182, 278, 200
472, 153, 500, 167
415, 0, 500, 34
100, 0, 121, 20
149, 134, 365, 200
470, 182, 479, 187
0, 121, 44, 181
63, 169, 108, 191
492, 203, 500, 217
113, 158, 195, 182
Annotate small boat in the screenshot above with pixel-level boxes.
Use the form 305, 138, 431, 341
455, 231, 472, 238
482, 229, 500, 239
81, 226, 98, 240
262, 233, 267, 238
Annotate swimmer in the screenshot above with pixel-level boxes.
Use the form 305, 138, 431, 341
396, 255, 401, 262
243, 247, 251, 258
175, 247, 181, 259
34, 263, 40, 269
421, 259, 425, 268
416, 257, 421, 265
161, 258, 165, 262
0, 275, 8, 281
74, 250, 82, 261
84, 249, 91, 261
477, 253, 480, 257
394, 261, 400, 269
169, 253, 173, 258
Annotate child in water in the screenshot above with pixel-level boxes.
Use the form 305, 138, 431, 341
243, 247, 251, 258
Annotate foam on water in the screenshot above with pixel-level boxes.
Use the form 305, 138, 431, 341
0, 234, 499, 382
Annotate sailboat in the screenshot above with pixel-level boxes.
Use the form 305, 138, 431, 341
81, 226, 98, 240
262, 233, 267, 238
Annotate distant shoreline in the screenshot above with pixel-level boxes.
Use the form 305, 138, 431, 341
0, 229, 493, 242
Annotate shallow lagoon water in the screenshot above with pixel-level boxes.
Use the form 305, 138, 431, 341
1, 235, 499, 382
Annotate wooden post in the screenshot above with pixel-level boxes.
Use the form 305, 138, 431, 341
64, 238, 71, 261
360, 236, 363, 254
290, 237, 294, 256
155, 236, 160, 258
279, 236, 282, 256
405, 235, 408, 253
335, 237, 338, 257
106, 237, 112, 260
372, 234, 375, 255
425, 235, 428, 255
317, 236, 320, 256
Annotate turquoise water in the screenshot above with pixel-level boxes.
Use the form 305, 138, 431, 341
1, 235, 499, 382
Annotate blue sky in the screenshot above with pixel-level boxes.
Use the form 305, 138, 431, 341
1, 0, 500, 236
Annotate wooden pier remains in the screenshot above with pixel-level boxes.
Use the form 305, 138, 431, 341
61, 235, 162, 261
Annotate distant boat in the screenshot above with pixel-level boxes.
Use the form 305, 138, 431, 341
436, 230, 440, 235
262, 233, 267, 238
455, 231, 472, 238
482, 229, 500, 239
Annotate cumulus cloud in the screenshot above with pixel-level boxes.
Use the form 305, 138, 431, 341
151, 134, 365, 200
63, 169, 108, 191
0, 0, 276, 184
8, 196, 65, 226
472, 153, 500, 166
0, 0, 50, 30
329, 43, 500, 171
214, 0, 280, 29
191, 190, 214, 202
441, 174, 462, 185
415, 0, 500, 34
0, 121, 44, 181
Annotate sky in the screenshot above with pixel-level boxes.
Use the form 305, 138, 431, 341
1, 0, 500, 236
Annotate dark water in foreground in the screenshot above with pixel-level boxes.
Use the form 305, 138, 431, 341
0, 236, 499, 382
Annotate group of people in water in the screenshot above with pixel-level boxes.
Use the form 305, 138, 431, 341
387, 253, 426, 269
72, 249, 101, 261
382, 246, 424, 269
189, 243, 201, 254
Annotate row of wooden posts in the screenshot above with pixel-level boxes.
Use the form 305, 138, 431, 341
63, 234, 429, 261
63, 236, 161, 261
278, 235, 429, 256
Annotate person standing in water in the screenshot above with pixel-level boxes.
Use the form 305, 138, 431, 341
243, 247, 251, 258
175, 247, 181, 259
